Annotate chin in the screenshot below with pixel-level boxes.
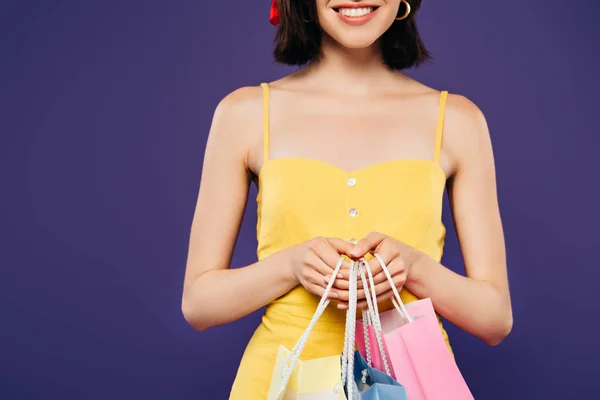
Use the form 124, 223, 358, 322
323, 21, 384, 49
335, 35, 379, 49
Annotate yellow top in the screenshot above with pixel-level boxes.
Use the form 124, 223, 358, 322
229, 83, 451, 399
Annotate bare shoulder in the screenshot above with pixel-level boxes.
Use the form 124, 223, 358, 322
443, 93, 495, 176
445, 93, 489, 140
443, 93, 490, 149
207, 85, 264, 157
212, 85, 263, 128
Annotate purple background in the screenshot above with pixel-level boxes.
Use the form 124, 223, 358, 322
1, 1, 599, 399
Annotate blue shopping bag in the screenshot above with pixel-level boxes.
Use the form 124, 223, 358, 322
348, 350, 408, 399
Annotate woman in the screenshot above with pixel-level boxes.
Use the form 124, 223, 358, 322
182, 0, 513, 398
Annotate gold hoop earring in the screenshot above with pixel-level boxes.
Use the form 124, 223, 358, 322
395, 0, 411, 20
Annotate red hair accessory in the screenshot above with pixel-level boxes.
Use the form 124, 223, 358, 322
270, 0, 280, 26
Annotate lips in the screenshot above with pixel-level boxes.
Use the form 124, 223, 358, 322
334, 6, 378, 18
333, 4, 380, 26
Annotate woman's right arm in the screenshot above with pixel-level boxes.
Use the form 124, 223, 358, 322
181, 87, 353, 332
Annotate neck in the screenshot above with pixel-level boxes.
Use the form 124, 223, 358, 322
302, 33, 397, 95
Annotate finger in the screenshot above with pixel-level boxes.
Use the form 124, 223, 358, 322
336, 290, 349, 302
335, 287, 367, 302
369, 254, 405, 285
371, 288, 396, 304
356, 287, 367, 300
303, 268, 330, 292
362, 255, 382, 278
373, 243, 400, 270
305, 283, 340, 300
371, 272, 407, 297
308, 238, 350, 279
356, 299, 369, 309
369, 270, 389, 285
344, 284, 402, 310
327, 237, 357, 258
306, 252, 344, 284
332, 279, 350, 290
367, 246, 406, 287
335, 299, 370, 309
349, 231, 387, 258
332, 275, 364, 290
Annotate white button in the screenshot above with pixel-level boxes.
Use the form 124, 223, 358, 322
347, 177, 357, 187
349, 208, 358, 217
349, 238, 357, 244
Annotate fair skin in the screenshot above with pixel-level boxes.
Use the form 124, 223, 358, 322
182, 0, 512, 346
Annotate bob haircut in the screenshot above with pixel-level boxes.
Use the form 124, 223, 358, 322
273, 0, 431, 69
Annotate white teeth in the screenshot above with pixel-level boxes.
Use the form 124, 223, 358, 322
339, 7, 374, 17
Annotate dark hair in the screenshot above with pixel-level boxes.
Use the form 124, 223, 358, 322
273, 0, 431, 69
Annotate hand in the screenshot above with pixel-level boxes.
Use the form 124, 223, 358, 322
337, 232, 422, 309
289, 237, 355, 300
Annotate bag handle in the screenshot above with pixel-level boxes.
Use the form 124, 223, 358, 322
361, 312, 372, 366
367, 254, 413, 323
276, 256, 346, 399
358, 261, 392, 377
359, 257, 380, 368
340, 261, 359, 400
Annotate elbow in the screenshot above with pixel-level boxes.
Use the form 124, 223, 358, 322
181, 298, 212, 333
483, 313, 513, 346
181, 274, 218, 332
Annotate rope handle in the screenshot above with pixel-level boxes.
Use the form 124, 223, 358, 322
362, 312, 372, 366
371, 254, 413, 323
358, 261, 392, 376
275, 256, 346, 399
340, 261, 359, 400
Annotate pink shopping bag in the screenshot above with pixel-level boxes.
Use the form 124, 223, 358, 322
355, 320, 396, 379
355, 255, 474, 400
356, 300, 440, 380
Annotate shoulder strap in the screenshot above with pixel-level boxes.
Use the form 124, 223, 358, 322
434, 90, 448, 165
260, 82, 270, 163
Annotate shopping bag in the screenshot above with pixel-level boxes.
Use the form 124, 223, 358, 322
355, 322, 395, 379
266, 257, 347, 400
267, 345, 345, 399
356, 255, 474, 400
356, 298, 439, 378
267, 259, 407, 400
348, 350, 407, 400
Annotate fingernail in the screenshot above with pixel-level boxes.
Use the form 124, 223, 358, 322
350, 247, 360, 257
337, 303, 348, 309
330, 291, 339, 299
324, 276, 330, 284
337, 273, 344, 279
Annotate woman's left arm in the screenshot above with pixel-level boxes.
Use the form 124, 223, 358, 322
408, 95, 512, 345
346, 95, 513, 346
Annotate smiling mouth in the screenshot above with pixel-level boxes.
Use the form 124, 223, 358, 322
333, 6, 379, 18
